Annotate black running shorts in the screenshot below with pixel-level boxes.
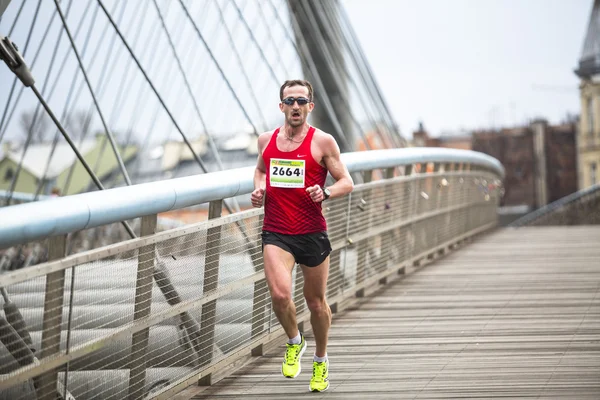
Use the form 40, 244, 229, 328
261, 230, 332, 267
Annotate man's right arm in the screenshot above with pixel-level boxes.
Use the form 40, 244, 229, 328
251, 132, 270, 208
253, 133, 270, 190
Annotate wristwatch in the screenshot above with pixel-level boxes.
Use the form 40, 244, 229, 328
323, 187, 331, 200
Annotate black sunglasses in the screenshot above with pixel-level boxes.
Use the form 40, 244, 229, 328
282, 97, 311, 106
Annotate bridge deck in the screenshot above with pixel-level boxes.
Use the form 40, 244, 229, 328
182, 226, 600, 399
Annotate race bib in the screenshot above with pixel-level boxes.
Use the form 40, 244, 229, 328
269, 158, 305, 188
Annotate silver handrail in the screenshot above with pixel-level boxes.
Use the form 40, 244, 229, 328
509, 182, 600, 227
0, 148, 503, 249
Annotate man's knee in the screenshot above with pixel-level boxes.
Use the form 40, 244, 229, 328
271, 290, 292, 308
306, 297, 328, 314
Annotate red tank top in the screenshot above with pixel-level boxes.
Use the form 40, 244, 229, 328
262, 126, 328, 234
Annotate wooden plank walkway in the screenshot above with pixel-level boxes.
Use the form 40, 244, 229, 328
183, 226, 600, 399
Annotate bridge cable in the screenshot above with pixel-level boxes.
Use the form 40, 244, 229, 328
72, 1, 163, 191
0, 0, 40, 142
88, 2, 150, 186
177, 0, 260, 136
312, 1, 389, 148
328, 2, 401, 147
264, 0, 351, 151
34, 0, 126, 199
2, 1, 51, 205
96, 0, 211, 176
0, 1, 94, 144
0, 0, 26, 134
227, 0, 282, 85
61, 2, 134, 196
285, 1, 369, 151
0, 35, 137, 236
214, 0, 269, 131
338, 4, 405, 146
54, 0, 132, 186
93, 0, 245, 220
127, 3, 202, 183
151, 0, 245, 216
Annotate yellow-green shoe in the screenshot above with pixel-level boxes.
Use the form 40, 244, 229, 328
281, 334, 307, 378
309, 360, 329, 392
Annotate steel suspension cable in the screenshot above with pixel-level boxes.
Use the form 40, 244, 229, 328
60, 1, 132, 195
114, 1, 213, 186
265, 0, 351, 150
153, 0, 225, 170
89, 2, 149, 180
0, 1, 93, 141
312, 1, 389, 148
0, 0, 41, 142
337, 4, 404, 146
227, 0, 281, 85
5, 0, 26, 36
96, 0, 210, 175
293, 1, 374, 151
177, 0, 259, 136
54, 0, 132, 186
213, 0, 268, 131
127, 4, 199, 182
2, 1, 51, 205
34, 0, 124, 199
35, 87, 136, 237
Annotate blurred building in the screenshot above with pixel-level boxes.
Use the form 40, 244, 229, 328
473, 121, 577, 210
0, 135, 138, 196
413, 121, 578, 212
412, 123, 471, 150
575, 0, 600, 189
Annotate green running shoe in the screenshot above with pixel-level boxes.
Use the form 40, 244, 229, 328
281, 334, 307, 378
309, 360, 329, 392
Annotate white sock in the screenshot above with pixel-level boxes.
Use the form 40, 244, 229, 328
288, 332, 301, 345
313, 353, 327, 363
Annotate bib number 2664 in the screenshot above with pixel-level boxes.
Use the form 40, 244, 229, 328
269, 158, 305, 188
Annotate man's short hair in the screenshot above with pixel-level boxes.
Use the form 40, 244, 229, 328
279, 80, 314, 102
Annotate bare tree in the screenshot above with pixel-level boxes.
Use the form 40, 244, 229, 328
19, 109, 51, 143
65, 110, 94, 141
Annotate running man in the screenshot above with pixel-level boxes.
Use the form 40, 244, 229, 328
251, 79, 354, 392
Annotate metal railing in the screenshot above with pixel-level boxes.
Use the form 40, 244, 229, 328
0, 148, 504, 400
510, 183, 600, 227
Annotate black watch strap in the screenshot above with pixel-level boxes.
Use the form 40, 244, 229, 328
323, 187, 331, 200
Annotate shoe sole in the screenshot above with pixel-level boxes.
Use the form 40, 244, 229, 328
309, 382, 329, 392
281, 339, 307, 379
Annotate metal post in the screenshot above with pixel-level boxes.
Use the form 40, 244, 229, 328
198, 200, 223, 386
356, 169, 372, 297
251, 215, 267, 356
37, 234, 67, 400
128, 214, 157, 400
379, 167, 395, 283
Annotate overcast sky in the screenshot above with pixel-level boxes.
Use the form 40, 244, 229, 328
342, 0, 592, 137
0, 0, 593, 144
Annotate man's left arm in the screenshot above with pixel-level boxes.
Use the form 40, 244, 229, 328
322, 135, 354, 199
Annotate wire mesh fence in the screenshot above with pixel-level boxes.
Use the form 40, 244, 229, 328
0, 164, 502, 400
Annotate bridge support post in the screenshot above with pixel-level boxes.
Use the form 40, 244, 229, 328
128, 214, 157, 400
198, 200, 223, 386
251, 215, 268, 356
356, 170, 372, 298
37, 234, 67, 400
380, 167, 396, 279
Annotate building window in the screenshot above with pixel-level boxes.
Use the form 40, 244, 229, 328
591, 163, 597, 186
3, 168, 14, 182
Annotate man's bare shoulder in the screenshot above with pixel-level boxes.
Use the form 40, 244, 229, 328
313, 129, 338, 151
257, 130, 275, 150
